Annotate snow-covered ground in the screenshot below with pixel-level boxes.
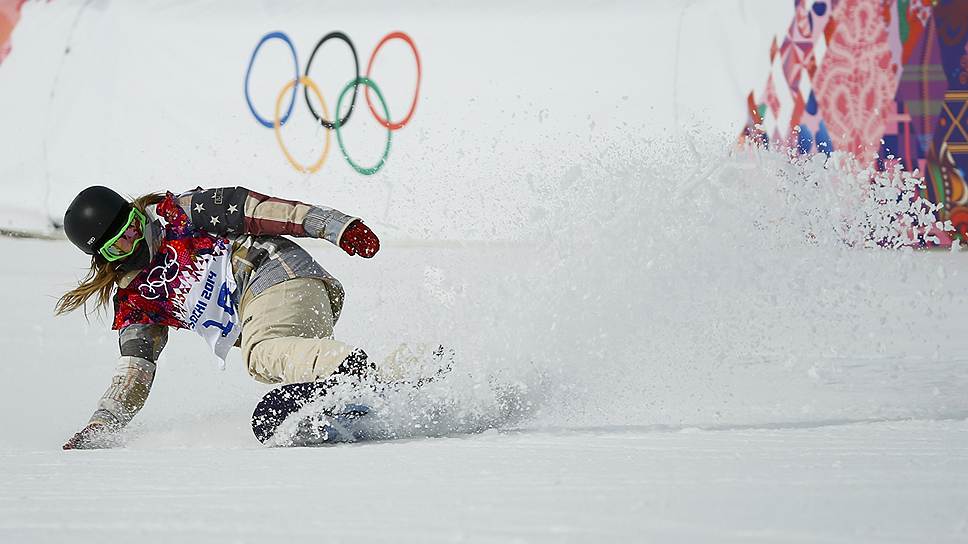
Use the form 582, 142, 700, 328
2, 166, 967, 541
3, 420, 966, 543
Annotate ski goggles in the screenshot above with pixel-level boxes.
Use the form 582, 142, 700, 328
98, 207, 147, 262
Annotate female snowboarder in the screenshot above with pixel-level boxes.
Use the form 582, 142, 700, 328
57, 185, 380, 449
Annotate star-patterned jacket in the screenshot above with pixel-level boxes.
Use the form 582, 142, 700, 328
89, 186, 359, 430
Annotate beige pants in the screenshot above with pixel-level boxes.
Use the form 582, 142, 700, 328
239, 278, 356, 385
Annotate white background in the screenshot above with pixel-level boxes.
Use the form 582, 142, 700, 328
0, 0, 789, 238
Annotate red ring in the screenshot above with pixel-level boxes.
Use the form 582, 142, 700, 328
365, 31, 421, 130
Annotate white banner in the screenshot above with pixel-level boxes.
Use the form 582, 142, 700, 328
0, 1, 790, 240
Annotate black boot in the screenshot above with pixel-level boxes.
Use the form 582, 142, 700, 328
333, 348, 374, 379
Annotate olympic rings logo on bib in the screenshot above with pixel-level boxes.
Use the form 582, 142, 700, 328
244, 30, 421, 176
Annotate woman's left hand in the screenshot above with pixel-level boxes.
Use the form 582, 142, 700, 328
63, 422, 116, 450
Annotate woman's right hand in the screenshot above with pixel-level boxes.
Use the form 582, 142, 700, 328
338, 220, 380, 258
62, 422, 115, 450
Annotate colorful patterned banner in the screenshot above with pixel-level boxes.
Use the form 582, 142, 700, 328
742, 0, 968, 241
0, 0, 27, 66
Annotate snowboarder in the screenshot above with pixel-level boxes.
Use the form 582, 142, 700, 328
57, 186, 380, 449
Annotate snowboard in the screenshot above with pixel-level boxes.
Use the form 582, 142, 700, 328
251, 344, 454, 446
250, 380, 371, 446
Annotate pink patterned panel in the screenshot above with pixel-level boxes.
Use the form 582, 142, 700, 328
0, 0, 27, 66
814, 0, 900, 162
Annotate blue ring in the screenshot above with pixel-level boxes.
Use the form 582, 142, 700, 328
245, 31, 299, 128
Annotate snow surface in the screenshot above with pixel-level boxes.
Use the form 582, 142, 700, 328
0, 1, 967, 542
2, 157, 968, 540
3, 421, 966, 543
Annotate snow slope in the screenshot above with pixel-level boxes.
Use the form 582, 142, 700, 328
3, 140, 968, 540
3, 421, 966, 543
1, 229, 967, 542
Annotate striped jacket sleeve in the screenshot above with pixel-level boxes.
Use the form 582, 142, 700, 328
88, 324, 168, 429
176, 187, 358, 245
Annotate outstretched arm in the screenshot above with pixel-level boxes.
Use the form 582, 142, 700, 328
176, 187, 379, 257
63, 324, 168, 450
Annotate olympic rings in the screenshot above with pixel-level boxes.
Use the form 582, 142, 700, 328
335, 77, 391, 176
275, 77, 331, 174
304, 32, 359, 130
245, 32, 299, 129
244, 30, 420, 175
365, 31, 422, 131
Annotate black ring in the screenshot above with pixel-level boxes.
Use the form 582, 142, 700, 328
304, 31, 360, 130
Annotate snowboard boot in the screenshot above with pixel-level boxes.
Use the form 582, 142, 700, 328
378, 344, 455, 391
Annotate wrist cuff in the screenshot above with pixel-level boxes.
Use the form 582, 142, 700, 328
303, 206, 358, 245
89, 409, 121, 429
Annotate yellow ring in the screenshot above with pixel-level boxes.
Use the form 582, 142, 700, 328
274, 76, 331, 174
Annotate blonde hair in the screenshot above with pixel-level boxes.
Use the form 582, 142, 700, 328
55, 192, 167, 316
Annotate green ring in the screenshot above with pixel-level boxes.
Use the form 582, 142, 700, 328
335, 77, 392, 175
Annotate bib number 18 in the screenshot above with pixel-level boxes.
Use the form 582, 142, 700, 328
202, 282, 236, 337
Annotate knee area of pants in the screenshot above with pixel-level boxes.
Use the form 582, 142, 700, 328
246, 340, 286, 367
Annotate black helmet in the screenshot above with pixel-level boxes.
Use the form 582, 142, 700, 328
63, 186, 132, 255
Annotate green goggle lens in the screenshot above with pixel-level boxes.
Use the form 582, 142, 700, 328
98, 208, 147, 262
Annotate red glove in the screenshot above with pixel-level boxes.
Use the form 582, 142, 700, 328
339, 220, 380, 258
63, 422, 115, 450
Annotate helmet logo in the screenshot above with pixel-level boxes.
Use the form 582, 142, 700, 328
87, 236, 96, 245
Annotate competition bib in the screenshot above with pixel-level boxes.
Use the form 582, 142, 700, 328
180, 240, 241, 362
